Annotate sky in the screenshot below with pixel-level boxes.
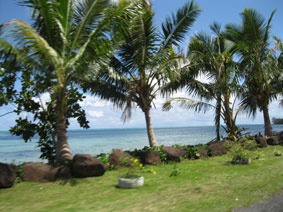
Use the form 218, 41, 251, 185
0, 0, 282, 130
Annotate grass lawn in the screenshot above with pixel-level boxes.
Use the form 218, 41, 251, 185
1, 145, 283, 212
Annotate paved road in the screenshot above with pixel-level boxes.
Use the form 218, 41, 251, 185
233, 195, 283, 212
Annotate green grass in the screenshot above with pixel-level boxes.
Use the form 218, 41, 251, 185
1, 146, 283, 212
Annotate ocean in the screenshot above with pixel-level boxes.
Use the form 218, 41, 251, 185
1, 124, 283, 164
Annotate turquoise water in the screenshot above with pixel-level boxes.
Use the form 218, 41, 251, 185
0, 124, 282, 164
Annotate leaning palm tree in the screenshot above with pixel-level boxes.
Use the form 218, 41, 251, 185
163, 23, 240, 141
83, 0, 201, 147
4, 0, 127, 163
225, 9, 277, 136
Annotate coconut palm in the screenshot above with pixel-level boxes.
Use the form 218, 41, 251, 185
225, 9, 277, 136
83, 0, 201, 147
4, 0, 128, 163
163, 23, 240, 141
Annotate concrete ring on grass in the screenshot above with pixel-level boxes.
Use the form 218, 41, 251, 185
232, 158, 251, 165
118, 176, 144, 189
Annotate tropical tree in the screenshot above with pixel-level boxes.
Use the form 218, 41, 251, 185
0, 25, 18, 115
83, 0, 201, 147
163, 23, 240, 141
3, 0, 127, 164
225, 9, 278, 136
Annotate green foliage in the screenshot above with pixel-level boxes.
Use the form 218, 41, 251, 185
272, 118, 283, 125
0, 28, 19, 108
169, 164, 180, 177
185, 145, 207, 159
274, 150, 282, 156
229, 142, 251, 161
15, 163, 26, 183
185, 145, 199, 159
252, 150, 263, 160
141, 146, 167, 162
97, 153, 114, 170
10, 86, 89, 164
119, 157, 143, 178
243, 140, 257, 151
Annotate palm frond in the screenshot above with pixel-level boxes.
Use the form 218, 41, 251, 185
71, 0, 110, 51
121, 95, 133, 122
161, 0, 200, 50
210, 22, 221, 36
19, 0, 63, 50
5, 20, 61, 67
162, 97, 215, 113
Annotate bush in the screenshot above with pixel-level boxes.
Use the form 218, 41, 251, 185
243, 140, 257, 151
185, 144, 207, 159
274, 150, 282, 156
252, 150, 263, 160
169, 164, 180, 177
97, 153, 114, 170
229, 142, 251, 161
138, 146, 167, 162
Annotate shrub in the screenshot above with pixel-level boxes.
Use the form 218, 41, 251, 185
185, 145, 199, 159
169, 164, 180, 177
118, 157, 157, 178
229, 142, 251, 164
274, 150, 282, 156
97, 153, 114, 170
119, 157, 143, 178
243, 140, 257, 151
140, 146, 167, 162
252, 150, 263, 160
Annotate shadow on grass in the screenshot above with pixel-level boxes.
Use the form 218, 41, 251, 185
57, 177, 78, 186
223, 161, 233, 166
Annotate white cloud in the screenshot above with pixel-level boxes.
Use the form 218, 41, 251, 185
79, 95, 110, 107
87, 110, 104, 118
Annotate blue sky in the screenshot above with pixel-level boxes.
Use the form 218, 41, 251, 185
0, 0, 282, 130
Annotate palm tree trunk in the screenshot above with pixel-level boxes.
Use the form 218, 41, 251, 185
223, 94, 237, 135
215, 96, 221, 141
144, 108, 158, 147
55, 89, 73, 164
262, 104, 272, 136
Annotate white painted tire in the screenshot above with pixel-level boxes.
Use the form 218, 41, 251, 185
118, 176, 144, 189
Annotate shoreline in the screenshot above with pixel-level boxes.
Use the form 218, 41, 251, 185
1, 124, 283, 164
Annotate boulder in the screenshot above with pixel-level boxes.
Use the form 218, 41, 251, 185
207, 142, 229, 157
71, 154, 106, 178
23, 163, 56, 182
141, 150, 161, 165
196, 146, 208, 159
267, 136, 280, 146
109, 150, 134, 167
53, 165, 72, 180
0, 163, 17, 188
162, 146, 188, 162
255, 135, 267, 148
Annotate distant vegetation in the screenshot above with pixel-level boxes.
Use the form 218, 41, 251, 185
272, 118, 283, 125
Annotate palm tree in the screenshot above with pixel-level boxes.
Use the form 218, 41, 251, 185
163, 23, 240, 141
4, 0, 125, 164
225, 9, 277, 136
83, 0, 201, 147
